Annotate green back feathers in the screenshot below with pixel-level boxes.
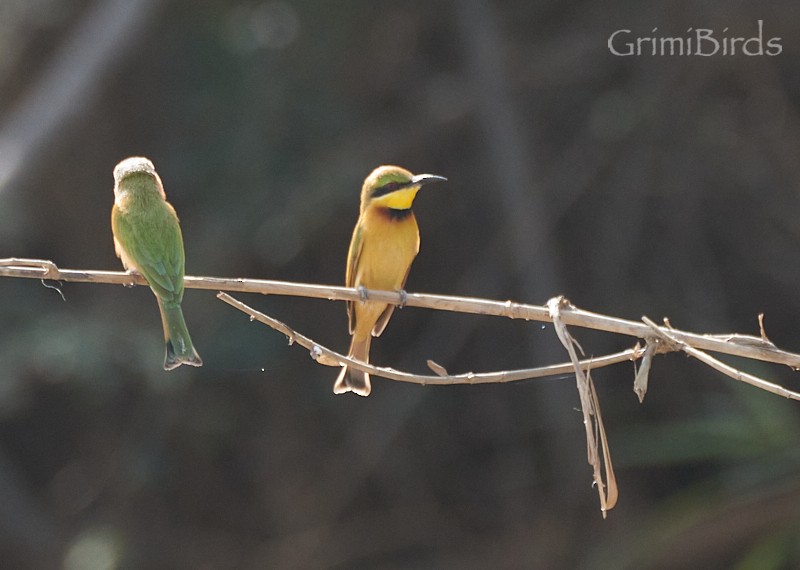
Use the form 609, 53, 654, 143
112, 166, 186, 305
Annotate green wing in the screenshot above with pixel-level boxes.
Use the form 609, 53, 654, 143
112, 201, 186, 305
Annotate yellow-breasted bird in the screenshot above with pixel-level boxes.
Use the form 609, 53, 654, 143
111, 157, 202, 370
334, 165, 446, 396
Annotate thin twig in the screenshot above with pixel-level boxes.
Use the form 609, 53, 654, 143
642, 317, 800, 401
633, 339, 659, 403
548, 296, 617, 517
218, 292, 641, 385
2, 258, 799, 368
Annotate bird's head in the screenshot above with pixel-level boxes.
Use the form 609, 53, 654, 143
113, 156, 165, 199
361, 165, 446, 212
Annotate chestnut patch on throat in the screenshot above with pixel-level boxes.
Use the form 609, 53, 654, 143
381, 207, 413, 221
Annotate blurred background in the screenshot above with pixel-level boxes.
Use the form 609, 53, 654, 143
1, 0, 800, 568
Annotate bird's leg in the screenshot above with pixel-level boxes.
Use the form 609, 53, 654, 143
397, 289, 408, 309
357, 285, 369, 303
124, 268, 141, 288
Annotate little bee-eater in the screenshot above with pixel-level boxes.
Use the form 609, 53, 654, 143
111, 157, 202, 370
334, 165, 446, 396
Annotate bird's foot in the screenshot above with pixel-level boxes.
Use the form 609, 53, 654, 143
357, 285, 369, 303
398, 289, 408, 309
124, 269, 140, 288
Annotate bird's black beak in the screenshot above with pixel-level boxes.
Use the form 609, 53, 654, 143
410, 173, 447, 186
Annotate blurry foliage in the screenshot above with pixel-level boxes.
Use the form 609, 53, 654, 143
1, 0, 800, 568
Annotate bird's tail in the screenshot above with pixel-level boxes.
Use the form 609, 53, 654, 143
333, 335, 371, 396
158, 299, 203, 370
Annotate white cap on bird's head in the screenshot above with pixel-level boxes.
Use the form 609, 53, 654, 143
113, 156, 157, 183
113, 156, 165, 199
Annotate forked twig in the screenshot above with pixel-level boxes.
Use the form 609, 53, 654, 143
218, 292, 641, 385
642, 317, 800, 401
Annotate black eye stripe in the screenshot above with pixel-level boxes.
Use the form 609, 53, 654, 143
371, 180, 410, 199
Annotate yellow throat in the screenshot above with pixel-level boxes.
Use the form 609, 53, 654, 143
370, 186, 420, 210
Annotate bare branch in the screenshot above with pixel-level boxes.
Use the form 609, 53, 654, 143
3, 258, 800, 369
548, 296, 618, 517
5, 258, 800, 521
218, 292, 641, 385
642, 317, 800, 401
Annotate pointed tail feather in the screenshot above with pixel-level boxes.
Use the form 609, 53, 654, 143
333, 335, 371, 396
158, 300, 203, 370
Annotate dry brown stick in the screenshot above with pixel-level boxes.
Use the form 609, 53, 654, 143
222, 290, 632, 519
548, 296, 618, 517
633, 339, 659, 403
218, 292, 641, 385
642, 317, 800, 401
1, 258, 797, 369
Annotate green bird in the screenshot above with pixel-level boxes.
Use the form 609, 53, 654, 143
111, 156, 202, 370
